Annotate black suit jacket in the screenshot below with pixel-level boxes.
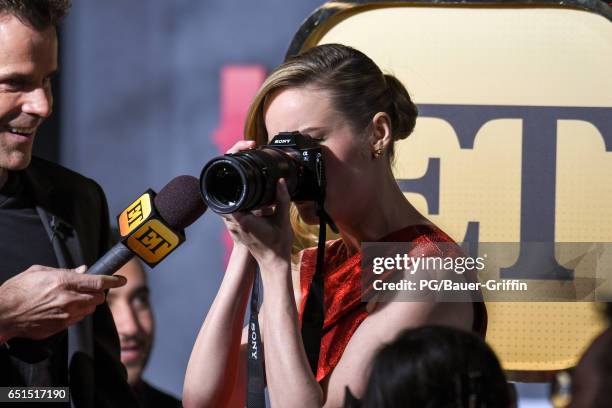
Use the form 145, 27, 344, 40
3, 156, 137, 407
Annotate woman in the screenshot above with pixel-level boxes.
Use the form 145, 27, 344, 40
183, 44, 486, 408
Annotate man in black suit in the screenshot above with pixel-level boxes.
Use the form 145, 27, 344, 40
0, 1, 136, 406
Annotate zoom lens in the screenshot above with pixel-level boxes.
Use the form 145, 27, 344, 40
200, 148, 299, 214
201, 156, 259, 213
204, 161, 243, 207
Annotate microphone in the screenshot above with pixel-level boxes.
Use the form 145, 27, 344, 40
88, 175, 207, 276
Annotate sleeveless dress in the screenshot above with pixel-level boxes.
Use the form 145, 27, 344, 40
297, 224, 488, 382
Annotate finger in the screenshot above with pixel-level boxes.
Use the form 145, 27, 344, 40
74, 265, 87, 274
251, 205, 276, 217
222, 213, 239, 223
99, 274, 127, 290
226, 140, 256, 154
69, 292, 105, 308
90, 291, 106, 306
70, 274, 127, 292
275, 178, 291, 221
232, 211, 257, 234
222, 213, 242, 232
232, 211, 246, 224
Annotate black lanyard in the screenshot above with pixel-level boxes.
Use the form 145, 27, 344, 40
247, 152, 336, 407
246, 216, 327, 408
247, 266, 266, 408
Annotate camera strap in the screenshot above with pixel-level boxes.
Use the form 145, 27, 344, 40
247, 267, 265, 408
302, 152, 338, 374
246, 152, 337, 406
301, 211, 327, 374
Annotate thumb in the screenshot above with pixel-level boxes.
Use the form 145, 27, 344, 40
74, 265, 88, 274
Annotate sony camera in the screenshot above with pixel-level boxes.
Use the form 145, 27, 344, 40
200, 131, 325, 214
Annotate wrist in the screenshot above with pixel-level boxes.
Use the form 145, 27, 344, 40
229, 243, 256, 266
231, 242, 252, 258
0, 288, 16, 342
258, 258, 292, 292
258, 255, 291, 274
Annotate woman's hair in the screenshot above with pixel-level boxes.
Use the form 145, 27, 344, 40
347, 326, 512, 408
243, 43, 419, 250
244, 43, 418, 162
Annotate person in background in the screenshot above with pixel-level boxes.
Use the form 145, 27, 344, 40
108, 257, 182, 408
559, 303, 612, 408
564, 327, 612, 408
344, 325, 514, 408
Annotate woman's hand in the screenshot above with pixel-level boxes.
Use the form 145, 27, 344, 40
223, 178, 293, 267
220, 140, 293, 267
220, 140, 256, 247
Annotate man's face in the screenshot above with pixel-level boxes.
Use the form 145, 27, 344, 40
107, 259, 155, 386
0, 14, 56, 172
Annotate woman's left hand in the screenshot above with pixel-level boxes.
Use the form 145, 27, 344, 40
223, 178, 293, 268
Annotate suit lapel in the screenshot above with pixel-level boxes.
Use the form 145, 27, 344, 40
22, 162, 85, 268
23, 160, 95, 408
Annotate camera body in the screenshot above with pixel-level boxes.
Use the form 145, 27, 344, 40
200, 131, 325, 214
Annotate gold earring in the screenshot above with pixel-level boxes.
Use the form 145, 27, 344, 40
373, 148, 383, 158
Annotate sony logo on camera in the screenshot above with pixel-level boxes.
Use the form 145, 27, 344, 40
270, 131, 304, 146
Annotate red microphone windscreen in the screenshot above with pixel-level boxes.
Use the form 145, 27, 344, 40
154, 175, 207, 230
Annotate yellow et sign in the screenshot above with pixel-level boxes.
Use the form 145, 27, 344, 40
126, 219, 180, 265
118, 192, 153, 236
290, 1, 612, 378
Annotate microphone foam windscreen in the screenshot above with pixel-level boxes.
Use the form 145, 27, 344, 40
154, 175, 207, 230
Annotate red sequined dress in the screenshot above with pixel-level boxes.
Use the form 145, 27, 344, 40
297, 223, 487, 382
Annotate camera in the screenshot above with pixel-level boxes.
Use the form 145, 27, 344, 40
200, 131, 325, 214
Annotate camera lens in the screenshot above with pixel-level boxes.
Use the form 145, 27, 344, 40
204, 162, 243, 206
200, 156, 258, 214
200, 147, 302, 214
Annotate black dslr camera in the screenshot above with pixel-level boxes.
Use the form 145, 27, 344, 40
200, 131, 325, 214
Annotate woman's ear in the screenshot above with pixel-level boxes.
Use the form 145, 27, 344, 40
369, 112, 392, 155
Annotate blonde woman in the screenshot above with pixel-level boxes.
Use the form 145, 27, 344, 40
184, 44, 486, 408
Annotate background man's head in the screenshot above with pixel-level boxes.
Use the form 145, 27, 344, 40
0, 0, 70, 173
107, 258, 155, 386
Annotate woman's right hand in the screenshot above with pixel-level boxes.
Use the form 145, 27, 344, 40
220, 140, 293, 268
221, 140, 257, 246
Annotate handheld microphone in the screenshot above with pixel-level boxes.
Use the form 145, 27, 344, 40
88, 175, 207, 275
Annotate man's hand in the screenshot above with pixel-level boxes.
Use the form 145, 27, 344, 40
0, 265, 127, 342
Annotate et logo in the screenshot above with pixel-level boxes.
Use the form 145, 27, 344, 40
116, 190, 185, 267
395, 104, 612, 281
127, 219, 180, 265
117, 192, 153, 236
